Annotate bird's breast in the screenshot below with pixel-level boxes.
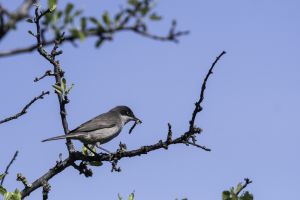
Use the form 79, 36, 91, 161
89, 126, 122, 144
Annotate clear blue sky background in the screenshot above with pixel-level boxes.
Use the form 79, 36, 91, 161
1, 0, 300, 199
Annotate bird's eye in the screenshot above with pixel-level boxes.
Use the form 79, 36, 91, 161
126, 111, 130, 116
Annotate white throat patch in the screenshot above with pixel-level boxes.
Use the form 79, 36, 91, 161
120, 114, 133, 125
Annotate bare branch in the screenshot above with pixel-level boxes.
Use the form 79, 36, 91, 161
34, 70, 54, 82
189, 51, 226, 132
185, 141, 211, 151
0, 91, 49, 125
33, 7, 75, 153
20, 51, 226, 198
0, 151, 18, 186
17, 173, 32, 188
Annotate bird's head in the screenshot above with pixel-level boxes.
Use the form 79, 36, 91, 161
110, 106, 142, 124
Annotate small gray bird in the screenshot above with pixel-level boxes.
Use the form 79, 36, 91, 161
42, 106, 141, 151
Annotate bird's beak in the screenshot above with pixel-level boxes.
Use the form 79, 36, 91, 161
133, 117, 142, 124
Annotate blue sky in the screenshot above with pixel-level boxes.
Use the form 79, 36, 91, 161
1, 0, 300, 199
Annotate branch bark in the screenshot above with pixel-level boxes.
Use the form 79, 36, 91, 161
0, 151, 18, 186
0, 91, 49, 125
32, 7, 75, 153
15, 4, 226, 199
0, 26, 188, 58
20, 50, 226, 198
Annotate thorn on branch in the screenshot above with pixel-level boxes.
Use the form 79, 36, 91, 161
117, 142, 127, 153
166, 123, 173, 144
56, 153, 63, 166
17, 173, 32, 189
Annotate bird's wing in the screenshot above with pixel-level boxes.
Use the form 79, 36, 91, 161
70, 112, 118, 133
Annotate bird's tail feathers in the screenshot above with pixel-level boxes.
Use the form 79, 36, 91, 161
42, 135, 68, 142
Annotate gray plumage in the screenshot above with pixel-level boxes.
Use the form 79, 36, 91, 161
42, 106, 141, 145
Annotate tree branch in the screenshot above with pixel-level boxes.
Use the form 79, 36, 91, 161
33, 7, 75, 153
0, 26, 188, 57
0, 151, 18, 186
0, 0, 188, 58
0, 91, 49, 125
189, 51, 226, 132
20, 51, 226, 199
0, 0, 34, 40
236, 178, 253, 196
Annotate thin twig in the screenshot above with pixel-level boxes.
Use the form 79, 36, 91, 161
0, 91, 49, 124
0, 26, 188, 57
0, 151, 18, 186
236, 178, 253, 196
34, 70, 54, 82
185, 142, 211, 151
189, 51, 226, 132
33, 7, 75, 153
20, 52, 226, 199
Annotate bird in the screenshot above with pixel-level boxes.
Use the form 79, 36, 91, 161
42, 106, 141, 152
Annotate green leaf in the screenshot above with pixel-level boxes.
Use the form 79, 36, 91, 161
114, 12, 123, 23
52, 84, 63, 95
82, 146, 88, 156
149, 13, 162, 21
102, 11, 111, 27
4, 189, 21, 200
128, 0, 139, 6
140, 6, 150, 16
0, 173, 5, 180
128, 192, 134, 200
28, 30, 34, 36
48, 0, 57, 12
80, 17, 87, 30
70, 29, 85, 41
118, 193, 123, 200
222, 191, 231, 200
0, 185, 7, 196
236, 183, 242, 194
240, 192, 253, 200
65, 3, 74, 16
74, 10, 83, 17
26, 19, 33, 23
62, 78, 67, 91
229, 187, 235, 195
95, 38, 104, 48
50, 5, 57, 12
65, 83, 74, 95
89, 17, 104, 30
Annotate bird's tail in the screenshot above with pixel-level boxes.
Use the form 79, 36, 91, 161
42, 135, 69, 142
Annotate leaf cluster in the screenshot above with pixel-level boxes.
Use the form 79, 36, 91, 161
0, 174, 21, 200
222, 181, 253, 200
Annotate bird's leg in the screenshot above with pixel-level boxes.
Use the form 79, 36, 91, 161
84, 144, 98, 156
95, 142, 112, 154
